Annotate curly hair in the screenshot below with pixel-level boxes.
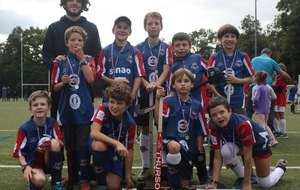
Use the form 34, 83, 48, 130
104, 83, 132, 105
60, 0, 91, 12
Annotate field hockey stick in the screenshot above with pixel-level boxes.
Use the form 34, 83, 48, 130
136, 182, 225, 190
148, 91, 154, 176
154, 96, 163, 190
65, 84, 74, 190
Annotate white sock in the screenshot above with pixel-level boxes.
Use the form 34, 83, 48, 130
280, 119, 287, 134
257, 167, 284, 188
273, 118, 280, 132
139, 133, 149, 168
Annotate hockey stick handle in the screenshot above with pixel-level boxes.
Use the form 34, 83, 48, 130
154, 97, 163, 190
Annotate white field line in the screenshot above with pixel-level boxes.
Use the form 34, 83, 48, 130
1, 165, 300, 169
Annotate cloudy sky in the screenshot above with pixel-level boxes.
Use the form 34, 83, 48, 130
0, 0, 279, 47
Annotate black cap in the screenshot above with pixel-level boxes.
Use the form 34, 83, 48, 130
114, 16, 131, 27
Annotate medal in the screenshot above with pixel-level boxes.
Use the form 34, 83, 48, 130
155, 69, 158, 74
185, 135, 189, 140
232, 160, 237, 166
112, 74, 115, 79
74, 84, 79, 89
113, 156, 118, 161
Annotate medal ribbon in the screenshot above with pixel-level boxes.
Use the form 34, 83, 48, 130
222, 50, 237, 71
111, 43, 127, 78
177, 96, 192, 131
147, 41, 161, 64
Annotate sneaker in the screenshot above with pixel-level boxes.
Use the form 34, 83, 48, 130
232, 177, 243, 189
80, 182, 91, 190
251, 172, 257, 184
207, 168, 212, 179
280, 133, 288, 139
269, 139, 279, 147
274, 131, 281, 138
137, 167, 152, 181
276, 159, 288, 172
52, 182, 64, 190
28, 182, 41, 190
199, 177, 210, 185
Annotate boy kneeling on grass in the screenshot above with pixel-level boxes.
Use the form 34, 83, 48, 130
205, 96, 287, 190
13, 90, 64, 190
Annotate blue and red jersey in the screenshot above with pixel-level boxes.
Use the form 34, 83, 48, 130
162, 94, 207, 161
135, 39, 173, 97
169, 53, 208, 107
13, 116, 63, 163
208, 49, 255, 109
97, 41, 146, 90
91, 103, 136, 149
52, 52, 96, 125
210, 113, 269, 152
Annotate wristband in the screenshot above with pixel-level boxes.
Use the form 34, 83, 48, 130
21, 163, 30, 172
80, 61, 88, 66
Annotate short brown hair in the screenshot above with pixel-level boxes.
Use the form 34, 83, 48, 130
28, 90, 51, 107
60, 0, 90, 12
104, 83, 132, 106
64, 26, 88, 44
217, 24, 240, 39
207, 96, 230, 116
172, 68, 194, 85
144, 12, 163, 29
172, 32, 191, 46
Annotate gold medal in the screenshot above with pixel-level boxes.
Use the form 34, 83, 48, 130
74, 84, 79, 90
112, 74, 115, 79
155, 70, 158, 74
113, 156, 118, 161
232, 160, 237, 166
185, 135, 189, 140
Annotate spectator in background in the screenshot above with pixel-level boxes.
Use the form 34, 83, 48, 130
288, 81, 298, 114
246, 48, 291, 132
2, 85, 7, 101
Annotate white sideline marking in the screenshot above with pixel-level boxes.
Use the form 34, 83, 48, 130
1, 165, 300, 169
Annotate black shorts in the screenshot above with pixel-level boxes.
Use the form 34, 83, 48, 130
134, 97, 154, 126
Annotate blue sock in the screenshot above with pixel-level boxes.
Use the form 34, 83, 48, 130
168, 163, 182, 188
50, 151, 63, 185
78, 150, 91, 182
93, 151, 107, 186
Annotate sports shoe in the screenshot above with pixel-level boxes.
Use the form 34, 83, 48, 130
28, 182, 41, 190
276, 159, 288, 172
274, 131, 281, 138
232, 177, 243, 189
251, 172, 257, 184
269, 139, 279, 147
52, 182, 64, 190
137, 167, 152, 181
80, 182, 91, 190
280, 133, 288, 139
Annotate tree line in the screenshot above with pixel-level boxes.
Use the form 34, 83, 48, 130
0, 0, 299, 97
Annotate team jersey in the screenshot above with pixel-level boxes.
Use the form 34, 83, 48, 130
274, 76, 288, 107
52, 52, 96, 125
13, 116, 63, 164
162, 94, 207, 161
91, 103, 136, 149
208, 49, 255, 109
289, 86, 298, 101
210, 113, 269, 152
97, 41, 146, 90
135, 39, 173, 97
169, 53, 208, 107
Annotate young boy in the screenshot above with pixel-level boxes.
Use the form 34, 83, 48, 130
168, 32, 209, 184
135, 11, 173, 181
13, 90, 64, 190
273, 63, 290, 138
88, 83, 136, 189
52, 25, 96, 189
288, 81, 298, 114
97, 16, 146, 115
155, 68, 207, 188
205, 96, 287, 190
207, 24, 256, 186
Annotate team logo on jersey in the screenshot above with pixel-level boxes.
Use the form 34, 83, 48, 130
179, 140, 189, 152
148, 56, 158, 68
69, 94, 81, 110
96, 110, 105, 121
149, 72, 158, 83
69, 74, 80, 89
127, 56, 133, 64
236, 60, 243, 67
191, 63, 198, 70
178, 119, 189, 133
210, 134, 217, 145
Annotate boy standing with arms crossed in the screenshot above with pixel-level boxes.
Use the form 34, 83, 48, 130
135, 12, 173, 181
13, 91, 64, 190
